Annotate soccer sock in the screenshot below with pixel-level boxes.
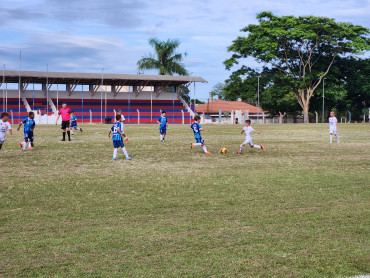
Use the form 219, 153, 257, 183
22, 142, 26, 151
335, 134, 339, 142
160, 135, 163, 141
240, 145, 243, 152
330, 135, 333, 143
63, 132, 66, 140
202, 145, 208, 153
194, 143, 202, 146
67, 131, 71, 139
71, 129, 74, 135
122, 147, 129, 158
253, 144, 262, 149
28, 141, 32, 147
163, 134, 165, 140
113, 148, 118, 159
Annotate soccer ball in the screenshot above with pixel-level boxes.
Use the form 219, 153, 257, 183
220, 147, 227, 154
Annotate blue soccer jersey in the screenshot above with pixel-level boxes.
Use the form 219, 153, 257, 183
70, 115, 77, 127
111, 122, 123, 141
158, 116, 167, 128
191, 122, 202, 139
22, 118, 35, 133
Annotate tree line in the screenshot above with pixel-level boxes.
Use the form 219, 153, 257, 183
136, 13, 369, 121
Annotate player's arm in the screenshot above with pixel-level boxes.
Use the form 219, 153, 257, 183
108, 130, 112, 137
31, 123, 36, 132
55, 113, 60, 125
253, 129, 261, 135
9, 127, 13, 136
199, 128, 208, 132
17, 122, 23, 131
241, 129, 244, 134
336, 121, 339, 129
117, 128, 124, 137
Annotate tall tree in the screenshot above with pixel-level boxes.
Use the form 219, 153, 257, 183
225, 12, 370, 122
137, 38, 188, 76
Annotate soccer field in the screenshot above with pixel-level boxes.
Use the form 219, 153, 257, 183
1, 123, 369, 277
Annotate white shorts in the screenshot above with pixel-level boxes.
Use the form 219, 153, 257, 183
329, 127, 337, 134
242, 139, 253, 146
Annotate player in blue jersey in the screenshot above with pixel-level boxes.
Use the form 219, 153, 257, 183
157, 110, 168, 142
69, 111, 82, 135
17, 111, 36, 152
108, 114, 132, 161
190, 115, 210, 154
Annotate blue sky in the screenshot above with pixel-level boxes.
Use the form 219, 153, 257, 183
0, 0, 369, 100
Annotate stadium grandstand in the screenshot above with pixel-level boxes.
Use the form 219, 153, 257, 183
0, 70, 207, 124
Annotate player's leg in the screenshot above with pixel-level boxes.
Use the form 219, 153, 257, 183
0, 143, 2, 150
162, 130, 166, 141
334, 129, 339, 143
70, 126, 74, 135
329, 132, 333, 143
252, 142, 264, 150
113, 148, 118, 160
20, 133, 27, 151
120, 141, 131, 160
66, 126, 71, 141
238, 141, 246, 154
201, 143, 209, 154
28, 132, 34, 148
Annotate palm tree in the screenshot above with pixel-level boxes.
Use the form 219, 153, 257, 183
137, 38, 188, 76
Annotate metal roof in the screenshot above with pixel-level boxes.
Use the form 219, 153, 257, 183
1, 70, 207, 86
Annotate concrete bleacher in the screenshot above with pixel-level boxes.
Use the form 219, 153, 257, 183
0, 98, 28, 124
53, 98, 192, 123
27, 98, 53, 116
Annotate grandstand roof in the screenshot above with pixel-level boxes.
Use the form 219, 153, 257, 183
1, 70, 207, 86
195, 99, 263, 114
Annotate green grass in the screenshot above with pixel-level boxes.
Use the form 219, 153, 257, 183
1, 123, 369, 277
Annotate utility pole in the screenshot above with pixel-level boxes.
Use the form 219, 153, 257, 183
322, 78, 325, 123
257, 75, 260, 122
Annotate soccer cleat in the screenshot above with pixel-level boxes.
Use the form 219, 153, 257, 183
61, 139, 65, 141
112, 157, 116, 160
80, 128, 83, 132
205, 151, 210, 155
237, 151, 242, 155
125, 138, 128, 143
68, 138, 71, 141
261, 144, 265, 151
126, 156, 132, 160
19, 142, 22, 149
27, 146, 34, 149
191, 143, 194, 148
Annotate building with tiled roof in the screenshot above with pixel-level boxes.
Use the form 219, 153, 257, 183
195, 99, 263, 115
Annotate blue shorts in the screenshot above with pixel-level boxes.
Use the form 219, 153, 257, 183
159, 127, 167, 134
195, 137, 204, 144
113, 140, 124, 148
70, 122, 77, 127
24, 131, 34, 142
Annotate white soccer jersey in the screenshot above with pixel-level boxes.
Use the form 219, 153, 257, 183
329, 116, 338, 134
243, 126, 254, 140
0, 121, 12, 142
120, 115, 125, 132
329, 117, 338, 127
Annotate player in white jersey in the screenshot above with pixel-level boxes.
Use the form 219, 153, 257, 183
117, 110, 128, 142
237, 119, 265, 154
0, 112, 13, 151
329, 111, 339, 143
